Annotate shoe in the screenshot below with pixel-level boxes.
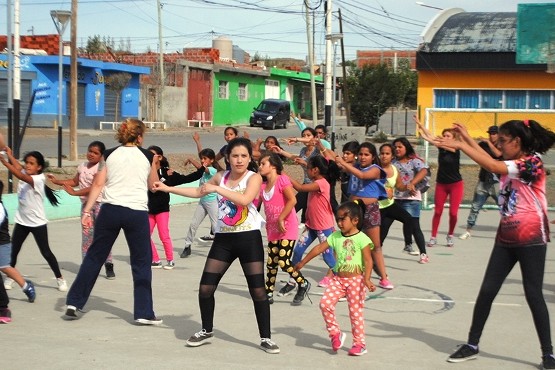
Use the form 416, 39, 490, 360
23, 280, 36, 303
447, 344, 479, 363
331, 331, 346, 352
57, 278, 68, 292
277, 283, 296, 297
3, 277, 14, 290
542, 354, 555, 369
197, 235, 214, 242
291, 281, 311, 306
267, 293, 274, 304
378, 278, 394, 290
186, 329, 213, 347
63, 305, 82, 320
427, 238, 437, 248
163, 261, 175, 270
419, 253, 430, 264
151, 261, 163, 269
105, 262, 116, 280
404, 244, 419, 255
318, 276, 331, 288
260, 338, 280, 354
298, 223, 305, 230
348, 344, 367, 356
180, 246, 191, 258
0, 308, 11, 323
459, 231, 471, 240
338, 296, 347, 302
135, 317, 163, 325
447, 235, 455, 247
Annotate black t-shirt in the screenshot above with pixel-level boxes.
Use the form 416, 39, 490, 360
478, 141, 500, 183
436, 149, 462, 184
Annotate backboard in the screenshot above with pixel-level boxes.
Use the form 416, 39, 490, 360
516, 3, 555, 69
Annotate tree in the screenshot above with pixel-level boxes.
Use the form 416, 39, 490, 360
105, 72, 132, 121
85, 35, 106, 53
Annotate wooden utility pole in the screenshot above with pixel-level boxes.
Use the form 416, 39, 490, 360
338, 9, 351, 126
305, 0, 317, 124
70, 0, 78, 160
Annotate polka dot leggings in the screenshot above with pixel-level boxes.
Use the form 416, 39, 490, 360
319, 275, 367, 346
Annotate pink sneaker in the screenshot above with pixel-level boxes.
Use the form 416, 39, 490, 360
318, 276, 331, 288
419, 253, 430, 264
330, 331, 346, 352
378, 278, 394, 290
348, 344, 367, 356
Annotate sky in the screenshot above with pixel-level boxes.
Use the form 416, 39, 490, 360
2, 0, 555, 63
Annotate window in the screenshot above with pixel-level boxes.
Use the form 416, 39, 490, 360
505, 91, 526, 109
218, 81, 229, 99
434, 90, 455, 108
529, 91, 551, 109
481, 90, 503, 109
459, 90, 478, 108
433, 89, 554, 109
238, 83, 248, 101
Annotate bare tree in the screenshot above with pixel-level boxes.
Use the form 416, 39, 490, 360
105, 72, 132, 121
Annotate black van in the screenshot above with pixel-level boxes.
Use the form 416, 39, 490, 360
249, 99, 290, 130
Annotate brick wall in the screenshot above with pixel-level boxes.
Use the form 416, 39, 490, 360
357, 50, 417, 69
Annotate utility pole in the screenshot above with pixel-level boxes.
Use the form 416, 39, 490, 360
13, 0, 20, 158
157, 0, 164, 122
70, 0, 78, 160
305, 1, 317, 124
338, 9, 351, 126
7, 0, 13, 192
324, 0, 332, 127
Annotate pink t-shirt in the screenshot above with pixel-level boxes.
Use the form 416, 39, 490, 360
305, 177, 334, 231
261, 175, 298, 241
77, 161, 102, 203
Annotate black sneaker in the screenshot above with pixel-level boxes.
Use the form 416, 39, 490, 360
105, 262, 116, 280
180, 246, 191, 258
447, 344, 479, 363
277, 283, 296, 297
291, 281, 311, 306
23, 280, 36, 303
260, 338, 280, 354
151, 261, 163, 269
186, 329, 213, 347
198, 235, 215, 242
63, 305, 82, 321
267, 293, 274, 304
543, 354, 555, 369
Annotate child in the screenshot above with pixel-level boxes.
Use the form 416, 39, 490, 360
294, 201, 376, 356
180, 148, 218, 258
439, 120, 555, 369
47, 141, 115, 279
258, 152, 310, 305
339, 141, 360, 203
147, 145, 206, 269
0, 149, 68, 292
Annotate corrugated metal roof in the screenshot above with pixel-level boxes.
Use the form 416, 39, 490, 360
420, 12, 517, 53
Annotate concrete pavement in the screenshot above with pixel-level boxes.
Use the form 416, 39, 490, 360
2, 203, 555, 370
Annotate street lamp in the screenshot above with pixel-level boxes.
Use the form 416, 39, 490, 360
325, 33, 343, 150
50, 9, 71, 168
415, 2, 443, 10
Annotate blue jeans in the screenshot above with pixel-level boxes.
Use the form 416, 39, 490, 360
292, 227, 335, 268
466, 181, 499, 229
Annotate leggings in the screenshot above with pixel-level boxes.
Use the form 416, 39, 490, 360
81, 202, 112, 263
380, 202, 413, 246
11, 223, 62, 278
149, 211, 174, 262
292, 227, 335, 268
265, 239, 305, 294
431, 181, 464, 237
467, 244, 552, 355
198, 230, 271, 338
295, 191, 308, 224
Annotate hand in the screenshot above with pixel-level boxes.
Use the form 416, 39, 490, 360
277, 219, 286, 233
167, 169, 175, 176
200, 183, 217, 195
243, 131, 250, 140
270, 146, 282, 154
63, 184, 76, 195
46, 173, 57, 182
81, 212, 92, 229
192, 132, 200, 142
294, 157, 307, 167
451, 122, 471, 141
284, 137, 297, 146
365, 279, 376, 292
152, 181, 168, 192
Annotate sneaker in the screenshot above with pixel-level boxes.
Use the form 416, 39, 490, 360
3, 277, 14, 290
135, 317, 163, 325
180, 246, 191, 258
419, 253, 430, 264
378, 278, 394, 290
291, 281, 311, 306
331, 331, 346, 352
404, 244, 419, 255
57, 278, 68, 292
151, 261, 163, 269
447, 344, 479, 363
542, 354, 555, 369
427, 238, 437, 248
318, 276, 331, 288
197, 235, 214, 242
163, 261, 175, 270
63, 305, 82, 320
186, 329, 214, 347
338, 296, 347, 302
447, 235, 455, 247
105, 262, 116, 280
267, 293, 274, 304
0, 308, 11, 323
348, 344, 367, 356
298, 223, 305, 230
277, 283, 296, 297
459, 231, 471, 240
23, 280, 36, 303
260, 338, 280, 354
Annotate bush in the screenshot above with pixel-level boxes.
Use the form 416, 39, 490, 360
373, 131, 389, 143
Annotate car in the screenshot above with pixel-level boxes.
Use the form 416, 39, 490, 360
249, 99, 290, 130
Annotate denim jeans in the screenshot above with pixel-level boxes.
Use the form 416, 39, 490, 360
466, 181, 499, 229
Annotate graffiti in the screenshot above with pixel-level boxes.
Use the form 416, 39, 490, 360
34, 82, 51, 105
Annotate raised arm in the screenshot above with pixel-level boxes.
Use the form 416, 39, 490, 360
0, 146, 33, 186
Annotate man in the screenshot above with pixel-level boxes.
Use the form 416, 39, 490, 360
459, 125, 502, 239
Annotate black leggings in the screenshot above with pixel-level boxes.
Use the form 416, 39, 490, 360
198, 230, 270, 338
295, 191, 308, 224
380, 203, 413, 246
11, 223, 62, 278
468, 244, 552, 355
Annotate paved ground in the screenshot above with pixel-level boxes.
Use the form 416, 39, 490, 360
2, 203, 555, 370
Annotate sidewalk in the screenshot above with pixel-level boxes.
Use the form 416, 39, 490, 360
3, 203, 555, 369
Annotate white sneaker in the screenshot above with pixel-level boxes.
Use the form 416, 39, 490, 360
298, 223, 305, 230
459, 231, 471, 240
3, 277, 14, 290
57, 278, 68, 292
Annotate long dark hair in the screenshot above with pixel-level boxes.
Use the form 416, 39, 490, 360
499, 119, 555, 155
359, 142, 381, 167
147, 145, 170, 169
25, 151, 59, 206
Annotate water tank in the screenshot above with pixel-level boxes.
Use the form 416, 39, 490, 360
213, 36, 233, 61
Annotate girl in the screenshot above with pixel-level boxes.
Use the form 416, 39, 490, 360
258, 152, 310, 306
0, 149, 68, 292
153, 137, 279, 354
47, 141, 114, 279
334, 142, 393, 289
442, 120, 555, 369
339, 141, 360, 203
294, 201, 376, 356
193, 127, 238, 172
415, 117, 464, 248
392, 137, 429, 263
253, 135, 285, 161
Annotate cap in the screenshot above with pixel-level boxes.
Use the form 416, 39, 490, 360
487, 126, 498, 134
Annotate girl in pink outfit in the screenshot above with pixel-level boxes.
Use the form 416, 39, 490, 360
258, 152, 310, 306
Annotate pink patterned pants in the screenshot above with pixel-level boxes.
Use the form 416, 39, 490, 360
81, 202, 112, 263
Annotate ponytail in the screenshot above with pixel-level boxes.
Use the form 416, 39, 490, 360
44, 185, 60, 207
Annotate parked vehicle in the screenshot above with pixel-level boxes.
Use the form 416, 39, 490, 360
249, 99, 290, 130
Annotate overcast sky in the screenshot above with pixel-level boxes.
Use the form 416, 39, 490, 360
3, 0, 555, 62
